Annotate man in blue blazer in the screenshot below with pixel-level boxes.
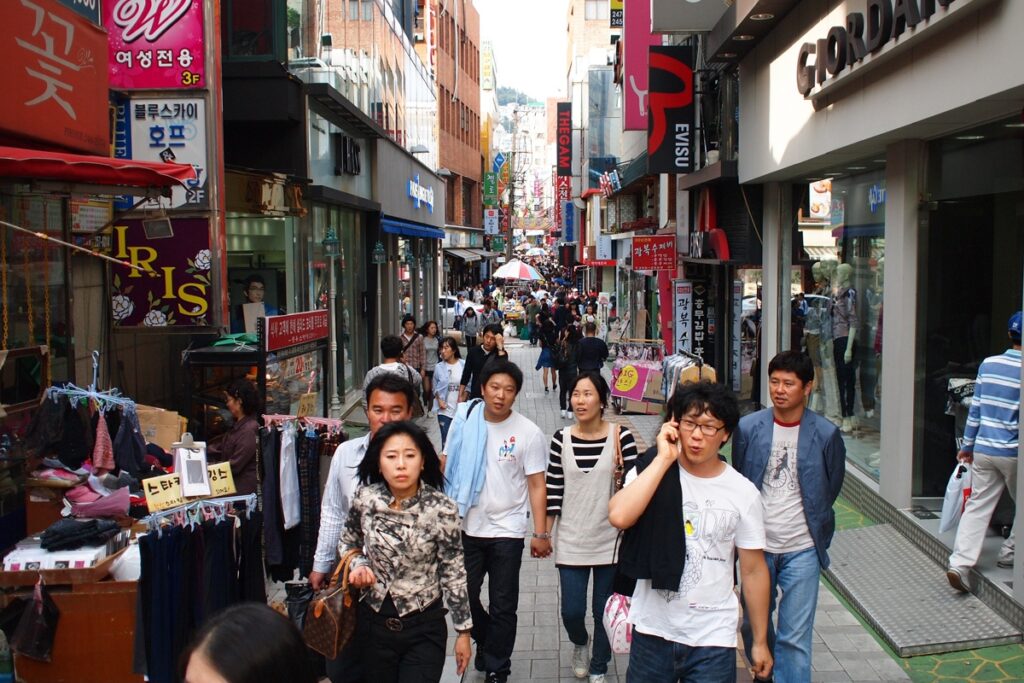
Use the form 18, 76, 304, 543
733, 350, 846, 683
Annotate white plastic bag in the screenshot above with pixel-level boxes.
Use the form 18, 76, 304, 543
602, 593, 632, 655
939, 462, 972, 533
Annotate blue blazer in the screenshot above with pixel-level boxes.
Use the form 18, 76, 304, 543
731, 408, 846, 569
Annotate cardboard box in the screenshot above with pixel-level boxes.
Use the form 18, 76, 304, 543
643, 371, 665, 401
620, 398, 663, 416
136, 404, 185, 451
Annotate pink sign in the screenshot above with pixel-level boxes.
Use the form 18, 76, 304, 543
104, 0, 205, 90
623, 0, 661, 131
612, 363, 653, 401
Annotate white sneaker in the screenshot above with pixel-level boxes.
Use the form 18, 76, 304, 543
571, 640, 589, 678
589, 675, 606, 683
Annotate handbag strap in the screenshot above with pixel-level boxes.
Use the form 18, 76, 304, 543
325, 548, 361, 595
613, 424, 623, 470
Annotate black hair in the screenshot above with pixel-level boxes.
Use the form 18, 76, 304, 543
225, 378, 260, 416
364, 372, 416, 409
569, 372, 609, 409
439, 336, 461, 359
464, 307, 476, 316
482, 323, 504, 337
665, 381, 740, 436
767, 349, 815, 385
584, 321, 597, 334
178, 603, 316, 683
358, 421, 445, 489
401, 314, 416, 327
420, 320, 439, 337
242, 274, 265, 289
479, 358, 524, 394
380, 334, 404, 359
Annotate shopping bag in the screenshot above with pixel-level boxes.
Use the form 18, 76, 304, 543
10, 578, 60, 662
303, 549, 360, 659
938, 462, 973, 533
602, 593, 632, 655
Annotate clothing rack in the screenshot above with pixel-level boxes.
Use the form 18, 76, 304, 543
262, 414, 345, 435
45, 350, 136, 414
145, 493, 257, 537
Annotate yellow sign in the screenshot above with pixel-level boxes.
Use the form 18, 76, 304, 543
144, 463, 238, 512
297, 392, 318, 418
614, 364, 640, 393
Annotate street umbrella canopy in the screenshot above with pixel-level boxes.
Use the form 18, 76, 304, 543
493, 259, 543, 281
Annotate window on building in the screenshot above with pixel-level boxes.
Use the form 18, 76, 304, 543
462, 179, 473, 225
348, 0, 358, 20
584, 0, 608, 20
362, 0, 373, 21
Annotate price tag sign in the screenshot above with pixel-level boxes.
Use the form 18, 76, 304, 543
145, 464, 238, 512
297, 392, 318, 418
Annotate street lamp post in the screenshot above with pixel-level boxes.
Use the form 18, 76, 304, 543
372, 240, 387, 364
322, 228, 343, 418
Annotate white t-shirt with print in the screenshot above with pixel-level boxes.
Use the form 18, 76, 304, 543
439, 359, 465, 419
463, 410, 547, 538
761, 421, 814, 554
627, 463, 765, 648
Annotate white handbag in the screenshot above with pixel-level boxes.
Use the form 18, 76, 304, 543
602, 593, 632, 655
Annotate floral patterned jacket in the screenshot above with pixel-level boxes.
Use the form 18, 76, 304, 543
340, 482, 472, 630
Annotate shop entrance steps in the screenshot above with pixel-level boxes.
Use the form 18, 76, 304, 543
824, 524, 1022, 656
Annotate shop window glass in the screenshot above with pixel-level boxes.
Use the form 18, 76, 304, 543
224, 0, 276, 58
795, 169, 885, 480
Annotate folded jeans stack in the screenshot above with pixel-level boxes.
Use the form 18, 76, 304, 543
39, 518, 120, 551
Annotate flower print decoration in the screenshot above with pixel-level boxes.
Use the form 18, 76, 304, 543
143, 310, 168, 327
112, 295, 135, 322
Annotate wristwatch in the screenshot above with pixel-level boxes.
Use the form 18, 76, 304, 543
532, 532, 551, 540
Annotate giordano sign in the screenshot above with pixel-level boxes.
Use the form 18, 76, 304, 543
797, 0, 976, 99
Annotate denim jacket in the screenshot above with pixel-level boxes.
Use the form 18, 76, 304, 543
731, 408, 846, 568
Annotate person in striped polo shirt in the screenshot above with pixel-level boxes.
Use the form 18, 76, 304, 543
948, 311, 1023, 592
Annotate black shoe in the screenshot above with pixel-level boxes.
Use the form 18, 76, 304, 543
544, 387, 549, 393
485, 674, 508, 683
475, 650, 486, 672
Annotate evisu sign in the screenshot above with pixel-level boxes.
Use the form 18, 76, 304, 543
797, 0, 968, 99
556, 102, 572, 176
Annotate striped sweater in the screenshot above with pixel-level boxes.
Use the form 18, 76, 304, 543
963, 349, 1021, 458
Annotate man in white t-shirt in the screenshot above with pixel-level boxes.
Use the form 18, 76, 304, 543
733, 350, 846, 683
446, 358, 550, 683
609, 381, 772, 682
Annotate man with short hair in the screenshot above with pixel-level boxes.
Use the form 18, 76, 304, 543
948, 311, 1023, 591
459, 323, 508, 401
525, 296, 541, 347
609, 381, 773, 682
455, 293, 467, 330
733, 350, 846, 683
361, 335, 422, 407
480, 299, 502, 327
577, 321, 609, 373
399, 314, 426, 386
444, 359, 550, 683
310, 373, 417, 683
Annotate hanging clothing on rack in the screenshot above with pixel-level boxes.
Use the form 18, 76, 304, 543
279, 421, 301, 530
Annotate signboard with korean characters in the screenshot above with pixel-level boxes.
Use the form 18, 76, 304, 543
484, 208, 500, 236
674, 280, 692, 356
117, 96, 208, 209
104, 0, 205, 89
632, 235, 676, 271
1, 0, 110, 154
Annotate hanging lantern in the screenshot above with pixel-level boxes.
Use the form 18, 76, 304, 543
371, 240, 386, 265
322, 227, 340, 257
402, 241, 414, 265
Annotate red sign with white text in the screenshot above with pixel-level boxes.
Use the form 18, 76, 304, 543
632, 235, 676, 271
1, 0, 110, 154
265, 310, 329, 352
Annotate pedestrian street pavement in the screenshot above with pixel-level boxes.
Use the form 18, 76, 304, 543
433, 340, 910, 682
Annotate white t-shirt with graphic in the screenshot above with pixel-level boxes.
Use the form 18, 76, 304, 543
463, 410, 547, 538
761, 420, 814, 554
439, 359, 465, 419
627, 463, 765, 648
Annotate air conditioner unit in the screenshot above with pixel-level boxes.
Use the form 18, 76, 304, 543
414, 32, 425, 42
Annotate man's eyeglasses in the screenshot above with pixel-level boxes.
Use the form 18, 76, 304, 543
679, 420, 726, 437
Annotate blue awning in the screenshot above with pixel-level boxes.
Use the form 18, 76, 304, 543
381, 217, 445, 240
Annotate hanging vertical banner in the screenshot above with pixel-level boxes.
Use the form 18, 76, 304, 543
483, 172, 498, 206
647, 45, 695, 174
610, 0, 624, 28
556, 102, 572, 176
731, 280, 743, 392
104, 0, 206, 89
623, 0, 661, 131
554, 175, 571, 229
483, 208, 500, 235
692, 281, 715, 366
563, 201, 575, 242
674, 280, 692, 355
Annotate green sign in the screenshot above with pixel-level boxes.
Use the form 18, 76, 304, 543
491, 237, 505, 252
483, 172, 498, 206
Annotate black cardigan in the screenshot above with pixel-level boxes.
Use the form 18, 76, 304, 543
615, 446, 686, 593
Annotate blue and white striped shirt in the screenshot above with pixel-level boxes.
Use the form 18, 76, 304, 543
963, 349, 1021, 458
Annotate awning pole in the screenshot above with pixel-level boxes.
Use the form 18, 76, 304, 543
0, 219, 152, 275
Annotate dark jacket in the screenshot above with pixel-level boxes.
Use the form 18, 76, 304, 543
576, 336, 609, 372
208, 414, 260, 495
731, 407, 846, 568
459, 345, 507, 399
615, 446, 686, 593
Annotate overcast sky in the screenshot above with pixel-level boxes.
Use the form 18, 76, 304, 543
475, 0, 569, 100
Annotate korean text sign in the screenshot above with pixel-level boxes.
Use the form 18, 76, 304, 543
104, 0, 205, 89
111, 218, 213, 328
265, 310, 330, 352
674, 280, 692, 356
1, 0, 109, 154
632, 235, 676, 271
612, 363, 651, 401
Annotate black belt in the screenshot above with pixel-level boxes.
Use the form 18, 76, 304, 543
368, 600, 446, 632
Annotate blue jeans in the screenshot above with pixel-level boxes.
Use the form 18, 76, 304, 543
626, 629, 736, 683
741, 547, 821, 683
558, 565, 615, 675
437, 414, 453, 447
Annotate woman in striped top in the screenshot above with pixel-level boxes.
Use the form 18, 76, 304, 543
544, 372, 638, 682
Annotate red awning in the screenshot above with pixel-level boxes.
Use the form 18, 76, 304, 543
0, 146, 196, 189
580, 189, 603, 200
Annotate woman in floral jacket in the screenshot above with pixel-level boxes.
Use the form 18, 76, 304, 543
341, 421, 473, 681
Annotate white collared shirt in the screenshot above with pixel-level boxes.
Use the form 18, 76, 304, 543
312, 433, 370, 573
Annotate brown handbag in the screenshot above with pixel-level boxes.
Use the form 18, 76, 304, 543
612, 424, 625, 492
303, 548, 361, 658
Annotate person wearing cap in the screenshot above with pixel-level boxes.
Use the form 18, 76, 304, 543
947, 311, 1023, 592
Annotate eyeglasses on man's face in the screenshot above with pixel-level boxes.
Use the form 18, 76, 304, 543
679, 419, 726, 437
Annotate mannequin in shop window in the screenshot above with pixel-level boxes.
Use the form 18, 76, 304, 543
831, 263, 858, 433
803, 263, 830, 411
231, 274, 283, 333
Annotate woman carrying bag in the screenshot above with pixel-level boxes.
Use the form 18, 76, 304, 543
544, 372, 639, 682
340, 421, 473, 681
